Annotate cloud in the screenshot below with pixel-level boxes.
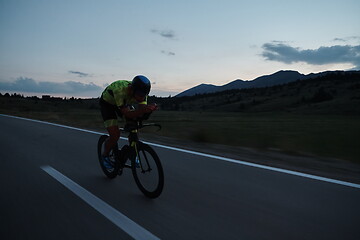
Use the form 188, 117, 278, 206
68, 70, 91, 77
261, 42, 360, 69
333, 36, 360, 43
0, 77, 102, 95
161, 50, 175, 56
333, 38, 346, 42
151, 29, 176, 39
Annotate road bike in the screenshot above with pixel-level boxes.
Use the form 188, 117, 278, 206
97, 118, 164, 199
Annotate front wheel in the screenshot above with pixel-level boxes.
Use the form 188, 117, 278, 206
131, 142, 164, 198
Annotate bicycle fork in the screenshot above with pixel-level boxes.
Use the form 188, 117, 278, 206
129, 130, 151, 173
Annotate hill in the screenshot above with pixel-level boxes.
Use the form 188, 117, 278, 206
176, 70, 333, 97
154, 71, 360, 114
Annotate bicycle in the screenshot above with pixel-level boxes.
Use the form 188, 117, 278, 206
97, 118, 164, 199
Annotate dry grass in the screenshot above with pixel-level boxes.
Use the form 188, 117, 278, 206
1, 97, 359, 162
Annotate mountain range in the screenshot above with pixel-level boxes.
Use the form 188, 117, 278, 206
176, 70, 336, 97
156, 70, 360, 114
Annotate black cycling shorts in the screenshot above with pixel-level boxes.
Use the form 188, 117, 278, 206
99, 97, 122, 128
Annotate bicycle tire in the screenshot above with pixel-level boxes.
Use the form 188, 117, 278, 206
131, 142, 164, 198
97, 135, 120, 179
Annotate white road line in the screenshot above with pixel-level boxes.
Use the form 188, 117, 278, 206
0, 114, 103, 135
142, 142, 360, 189
2, 113, 360, 189
41, 165, 160, 240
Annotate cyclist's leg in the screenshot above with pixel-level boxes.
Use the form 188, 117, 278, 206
99, 98, 121, 156
104, 125, 120, 156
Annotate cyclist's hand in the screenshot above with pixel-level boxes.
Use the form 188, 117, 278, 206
141, 104, 158, 113
148, 103, 158, 111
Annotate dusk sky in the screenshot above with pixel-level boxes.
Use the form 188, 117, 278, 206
0, 0, 359, 97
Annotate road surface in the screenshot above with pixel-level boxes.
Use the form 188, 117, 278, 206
0, 114, 359, 240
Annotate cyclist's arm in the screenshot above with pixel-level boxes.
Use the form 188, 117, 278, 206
120, 104, 157, 119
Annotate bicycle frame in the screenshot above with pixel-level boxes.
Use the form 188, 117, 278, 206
120, 121, 161, 172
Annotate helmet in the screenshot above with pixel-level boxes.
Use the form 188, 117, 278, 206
132, 75, 151, 96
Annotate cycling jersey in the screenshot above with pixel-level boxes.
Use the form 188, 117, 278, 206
100, 80, 148, 128
101, 80, 147, 107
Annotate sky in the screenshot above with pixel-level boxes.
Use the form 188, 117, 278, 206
0, 0, 359, 97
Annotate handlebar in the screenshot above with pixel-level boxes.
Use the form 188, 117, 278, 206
120, 121, 161, 132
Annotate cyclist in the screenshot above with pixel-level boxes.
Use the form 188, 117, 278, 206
99, 75, 158, 168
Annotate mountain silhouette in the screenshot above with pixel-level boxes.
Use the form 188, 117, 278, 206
176, 70, 313, 97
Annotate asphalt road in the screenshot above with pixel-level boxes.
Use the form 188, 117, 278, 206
1, 114, 360, 240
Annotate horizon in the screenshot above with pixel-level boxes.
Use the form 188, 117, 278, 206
1, 69, 358, 99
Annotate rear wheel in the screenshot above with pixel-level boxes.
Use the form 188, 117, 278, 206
131, 142, 164, 198
97, 135, 120, 179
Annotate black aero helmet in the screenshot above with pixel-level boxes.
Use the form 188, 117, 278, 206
132, 75, 151, 97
